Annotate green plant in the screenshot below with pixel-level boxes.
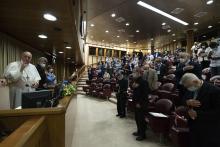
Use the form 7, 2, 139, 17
63, 84, 77, 96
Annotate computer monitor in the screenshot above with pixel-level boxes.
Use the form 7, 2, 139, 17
22, 90, 52, 108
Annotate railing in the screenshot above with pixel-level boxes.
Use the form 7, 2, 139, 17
0, 116, 48, 147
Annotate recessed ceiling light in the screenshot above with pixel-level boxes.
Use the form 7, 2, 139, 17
203, 35, 207, 38
66, 46, 72, 49
90, 24, 95, 27
126, 40, 129, 42
151, 38, 154, 41
206, 0, 214, 5
102, 40, 105, 42
105, 30, 109, 33
58, 51, 64, 54
194, 22, 199, 25
111, 13, 116, 17
167, 29, 172, 33
136, 30, 140, 33
67, 58, 71, 60
208, 25, 213, 29
38, 34, 47, 39
43, 13, 57, 21
162, 22, 166, 26
134, 42, 137, 44
117, 36, 120, 38
137, 1, 189, 26
172, 33, 176, 36
125, 23, 130, 26
173, 40, 176, 42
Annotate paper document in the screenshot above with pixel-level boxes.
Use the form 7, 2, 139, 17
149, 112, 168, 118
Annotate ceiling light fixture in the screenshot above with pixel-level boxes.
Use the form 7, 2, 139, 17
111, 13, 116, 17
162, 22, 166, 26
151, 38, 154, 41
194, 22, 199, 25
172, 33, 176, 36
173, 40, 176, 42
38, 34, 47, 39
137, 1, 189, 26
67, 58, 71, 60
206, 0, 214, 5
136, 30, 140, 33
43, 13, 57, 21
66, 46, 72, 49
167, 29, 172, 33
125, 23, 130, 26
90, 24, 95, 27
117, 36, 120, 38
58, 51, 64, 54
208, 25, 213, 29
126, 40, 129, 42
105, 30, 109, 33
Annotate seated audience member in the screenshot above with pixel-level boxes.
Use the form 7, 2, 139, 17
3, 51, 41, 108
175, 52, 202, 99
36, 57, 48, 89
142, 64, 158, 92
180, 73, 220, 147
103, 71, 110, 80
46, 66, 57, 87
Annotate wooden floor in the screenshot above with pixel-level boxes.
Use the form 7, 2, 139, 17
65, 94, 172, 147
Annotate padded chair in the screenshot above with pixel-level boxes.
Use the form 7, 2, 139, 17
92, 83, 103, 97
89, 83, 97, 95
163, 74, 176, 84
170, 106, 190, 147
83, 85, 90, 94
148, 99, 174, 140
168, 68, 176, 74
99, 84, 112, 99
160, 83, 175, 92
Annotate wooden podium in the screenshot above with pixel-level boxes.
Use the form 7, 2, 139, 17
0, 94, 76, 147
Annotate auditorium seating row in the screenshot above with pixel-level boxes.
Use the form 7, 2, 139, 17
83, 67, 220, 147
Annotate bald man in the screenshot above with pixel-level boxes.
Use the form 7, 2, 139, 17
180, 73, 220, 147
3, 51, 41, 108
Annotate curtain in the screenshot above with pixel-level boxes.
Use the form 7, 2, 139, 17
0, 32, 44, 76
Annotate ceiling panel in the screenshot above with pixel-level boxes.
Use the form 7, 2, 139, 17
0, 0, 81, 62
86, 0, 220, 49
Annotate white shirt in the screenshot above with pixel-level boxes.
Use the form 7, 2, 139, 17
210, 46, 220, 67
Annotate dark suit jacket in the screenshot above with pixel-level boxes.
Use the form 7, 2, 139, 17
183, 82, 220, 140
36, 64, 47, 89
132, 77, 149, 110
175, 60, 202, 84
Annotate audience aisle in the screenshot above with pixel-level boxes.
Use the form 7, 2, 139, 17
67, 74, 172, 147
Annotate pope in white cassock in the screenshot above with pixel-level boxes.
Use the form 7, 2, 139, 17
3, 51, 41, 109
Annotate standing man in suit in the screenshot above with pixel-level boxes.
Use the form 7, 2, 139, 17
116, 71, 128, 118
142, 64, 158, 92
132, 67, 150, 141
175, 52, 202, 99
180, 73, 220, 147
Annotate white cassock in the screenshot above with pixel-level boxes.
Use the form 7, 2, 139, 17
3, 61, 41, 108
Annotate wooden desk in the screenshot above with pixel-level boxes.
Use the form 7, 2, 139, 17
0, 94, 76, 147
